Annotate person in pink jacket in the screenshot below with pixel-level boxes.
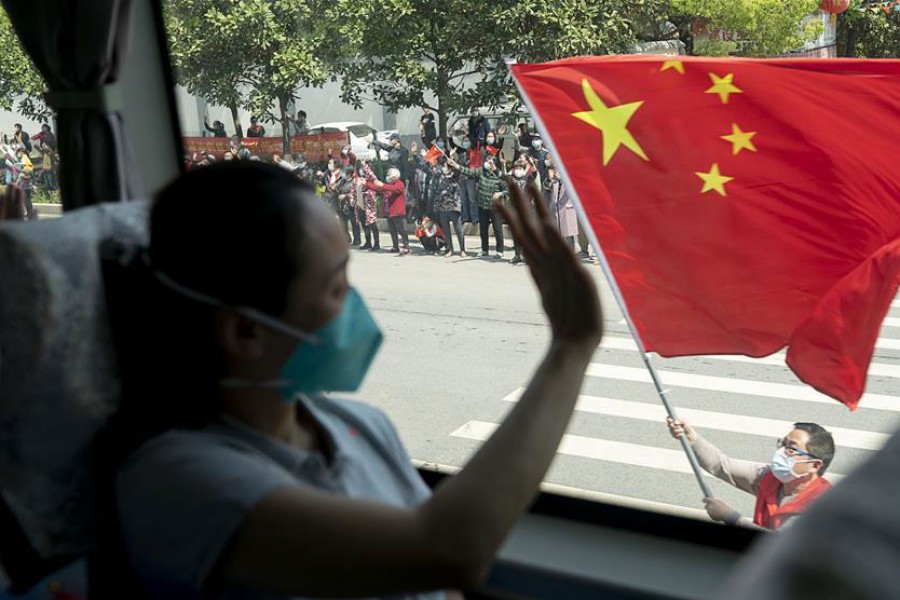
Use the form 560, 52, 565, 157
366, 167, 410, 254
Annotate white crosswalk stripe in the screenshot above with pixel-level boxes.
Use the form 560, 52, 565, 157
500, 388, 894, 452
451, 421, 847, 482
446, 308, 900, 515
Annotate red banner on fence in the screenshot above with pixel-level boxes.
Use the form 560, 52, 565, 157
183, 131, 350, 163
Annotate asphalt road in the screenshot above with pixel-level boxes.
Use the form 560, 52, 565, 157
344, 240, 900, 522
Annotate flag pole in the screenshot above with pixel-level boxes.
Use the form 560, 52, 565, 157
508, 61, 713, 499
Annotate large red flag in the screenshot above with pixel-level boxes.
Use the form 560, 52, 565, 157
511, 56, 900, 409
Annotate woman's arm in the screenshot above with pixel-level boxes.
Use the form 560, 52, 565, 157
217, 183, 603, 598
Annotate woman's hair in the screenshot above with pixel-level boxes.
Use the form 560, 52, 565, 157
109, 162, 313, 453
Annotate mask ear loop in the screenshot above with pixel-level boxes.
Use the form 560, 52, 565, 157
141, 250, 320, 391
141, 249, 318, 345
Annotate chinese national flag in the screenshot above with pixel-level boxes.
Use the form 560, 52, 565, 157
425, 144, 443, 165
511, 56, 900, 409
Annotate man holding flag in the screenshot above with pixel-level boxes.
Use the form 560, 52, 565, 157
667, 418, 835, 529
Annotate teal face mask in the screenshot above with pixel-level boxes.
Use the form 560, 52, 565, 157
228, 288, 383, 399
152, 266, 382, 399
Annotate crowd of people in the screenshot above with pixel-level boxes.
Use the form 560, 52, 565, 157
188, 107, 595, 264
0, 122, 59, 220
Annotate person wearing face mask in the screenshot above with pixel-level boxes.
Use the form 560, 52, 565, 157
447, 155, 507, 258
372, 133, 410, 186
433, 158, 467, 257
101, 161, 604, 599
355, 162, 381, 250
337, 165, 362, 247
506, 160, 536, 265
543, 165, 578, 251
667, 418, 834, 530
527, 134, 550, 186
367, 166, 410, 254
482, 132, 504, 163
448, 134, 481, 227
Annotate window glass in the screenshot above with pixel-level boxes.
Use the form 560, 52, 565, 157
0, 7, 57, 218
159, 0, 900, 534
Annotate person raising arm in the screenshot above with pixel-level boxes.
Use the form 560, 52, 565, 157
112, 163, 604, 599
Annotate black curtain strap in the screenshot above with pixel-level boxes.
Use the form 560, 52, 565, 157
45, 83, 123, 113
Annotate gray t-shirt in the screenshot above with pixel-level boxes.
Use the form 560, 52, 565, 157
117, 395, 441, 600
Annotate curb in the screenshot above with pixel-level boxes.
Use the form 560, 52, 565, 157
34, 203, 62, 215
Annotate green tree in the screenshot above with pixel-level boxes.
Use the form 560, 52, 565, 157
237, 0, 331, 152
333, 0, 647, 140
165, 0, 331, 151
165, 0, 249, 137
837, 0, 900, 57
669, 0, 823, 56
0, 9, 48, 122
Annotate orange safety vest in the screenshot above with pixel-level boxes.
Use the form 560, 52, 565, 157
753, 471, 831, 530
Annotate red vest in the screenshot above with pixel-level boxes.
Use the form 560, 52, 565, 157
753, 471, 831, 529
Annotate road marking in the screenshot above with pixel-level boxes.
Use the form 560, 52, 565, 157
451, 420, 844, 482
501, 388, 892, 451
585, 364, 900, 412
411, 459, 710, 520
883, 317, 900, 328
600, 336, 900, 379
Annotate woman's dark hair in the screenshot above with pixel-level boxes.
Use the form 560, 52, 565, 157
108, 162, 313, 453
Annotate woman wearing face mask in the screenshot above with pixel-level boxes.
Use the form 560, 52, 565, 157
104, 161, 603, 599
367, 166, 410, 255
667, 418, 835, 530
355, 162, 381, 251
482, 132, 504, 163
433, 158, 467, 257
543, 166, 578, 251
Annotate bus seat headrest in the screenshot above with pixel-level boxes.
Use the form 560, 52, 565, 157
0, 200, 149, 563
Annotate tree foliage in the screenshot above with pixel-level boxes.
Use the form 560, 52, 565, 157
332, 0, 650, 138
670, 0, 823, 56
165, 0, 332, 149
837, 0, 900, 57
0, 8, 48, 121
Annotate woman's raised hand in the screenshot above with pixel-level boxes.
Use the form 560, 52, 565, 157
495, 183, 603, 350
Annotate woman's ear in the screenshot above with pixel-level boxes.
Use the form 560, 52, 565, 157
216, 309, 266, 360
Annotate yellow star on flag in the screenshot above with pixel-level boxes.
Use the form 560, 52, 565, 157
660, 60, 684, 74
706, 72, 742, 104
721, 123, 757, 155
695, 163, 733, 196
572, 79, 649, 166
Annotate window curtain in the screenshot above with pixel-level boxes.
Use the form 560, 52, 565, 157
2, 0, 136, 210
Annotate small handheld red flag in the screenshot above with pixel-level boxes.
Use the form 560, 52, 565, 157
512, 56, 900, 409
424, 144, 443, 165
